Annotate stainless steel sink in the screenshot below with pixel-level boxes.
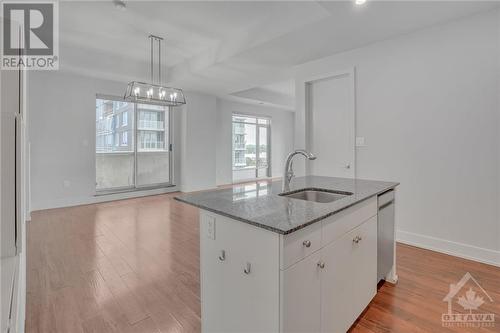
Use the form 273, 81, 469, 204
279, 188, 353, 203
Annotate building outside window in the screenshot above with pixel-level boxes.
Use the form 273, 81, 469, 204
95, 97, 172, 192
122, 111, 128, 126
232, 114, 271, 182
121, 132, 128, 146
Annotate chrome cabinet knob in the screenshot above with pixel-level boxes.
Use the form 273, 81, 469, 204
219, 250, 226, 261
244, 262, 251, 275
346, 163, 351, 169
317, 261, 325, 269
353, 236, 362, 244
303, 240, 311, 248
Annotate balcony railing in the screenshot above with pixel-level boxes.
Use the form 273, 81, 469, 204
139, 142, 165, 150
139, 120, 164, 130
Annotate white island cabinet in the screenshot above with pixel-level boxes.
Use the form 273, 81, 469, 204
200, 196, 389, 333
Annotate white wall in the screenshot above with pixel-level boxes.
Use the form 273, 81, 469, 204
28, 73, 294, 208
295, 10, 500, 265
28, 71, 182, 210
180, 92, 217, 192
215, 99, 295, 185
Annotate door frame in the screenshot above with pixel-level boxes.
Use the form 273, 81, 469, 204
231, 113, 272, 182
256, 123, 271, 178
303, 67, 356, 178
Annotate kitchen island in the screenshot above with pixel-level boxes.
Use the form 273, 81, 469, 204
176, 176, 399, 333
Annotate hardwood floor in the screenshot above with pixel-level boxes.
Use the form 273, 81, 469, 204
27, 191, 500, 333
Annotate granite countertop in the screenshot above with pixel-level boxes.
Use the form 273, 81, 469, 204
175, 176, 399, 235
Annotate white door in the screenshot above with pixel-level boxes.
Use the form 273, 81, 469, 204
282, 251, 321, 333
1, 67, 20, 258
307, 73, 355, 178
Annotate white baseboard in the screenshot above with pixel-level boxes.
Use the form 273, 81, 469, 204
397, 230, 500, 268
31, 185, 180, 211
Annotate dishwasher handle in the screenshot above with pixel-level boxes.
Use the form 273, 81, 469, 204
378, 190, 394, 208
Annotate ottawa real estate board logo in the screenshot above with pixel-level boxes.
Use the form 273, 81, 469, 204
1, 1, 59, 70
442, 272, 495, 328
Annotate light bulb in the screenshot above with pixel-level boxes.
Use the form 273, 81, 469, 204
147, 88, 153, 98
159, 90, 166, 99
355, 0, 366, 5
133, 87, 140, 96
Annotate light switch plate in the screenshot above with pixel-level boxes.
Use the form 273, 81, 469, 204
356, 137, 366, 147
207, 216, 216, 240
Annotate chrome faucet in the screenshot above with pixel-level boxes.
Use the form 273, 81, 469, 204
282, 149, 316, 192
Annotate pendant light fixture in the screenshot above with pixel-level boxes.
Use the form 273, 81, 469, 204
124, 35, 186, 106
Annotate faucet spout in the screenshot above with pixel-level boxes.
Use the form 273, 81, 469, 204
282, 149, 316, 193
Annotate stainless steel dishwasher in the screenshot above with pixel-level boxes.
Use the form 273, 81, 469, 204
378, 189, 395, 282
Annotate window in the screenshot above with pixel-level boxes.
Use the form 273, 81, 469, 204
232, 114, 271, 182
122, 111, 128, 126
121, 132, 128, 146
95, 96, 172, 192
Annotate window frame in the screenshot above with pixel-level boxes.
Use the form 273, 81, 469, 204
95, 94, 174, 194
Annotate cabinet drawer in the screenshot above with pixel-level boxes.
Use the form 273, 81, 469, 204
281, 222, 321, 270
321, 196, 377, 247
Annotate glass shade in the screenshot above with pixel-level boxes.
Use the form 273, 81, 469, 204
124, 81, 186, 107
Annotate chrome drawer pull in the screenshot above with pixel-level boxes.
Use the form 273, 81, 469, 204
317, 261, 325, 269
219, 250, 226, 261
353, 236, 362, 244
303, 240, 311, 248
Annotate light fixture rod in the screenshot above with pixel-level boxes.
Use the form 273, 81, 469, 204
148, 34, 164, 85
150, 36, 153, 84
159, 37, 161, 85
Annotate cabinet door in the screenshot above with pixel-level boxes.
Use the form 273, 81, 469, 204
320, 230, 355, 333
220, 216, 280, 333
320, 217, 378, 333
351, 216, 377, 319
282, 251, 321, 333
200, 211, 280, 333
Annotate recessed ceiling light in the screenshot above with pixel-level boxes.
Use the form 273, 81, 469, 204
113, 0, 126, 11
355, 0, 367, 5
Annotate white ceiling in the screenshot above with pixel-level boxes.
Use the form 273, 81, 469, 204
59, 1, 498, 108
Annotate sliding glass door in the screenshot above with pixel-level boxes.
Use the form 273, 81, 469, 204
136, 103, 170, 187
95, 96, 172, 193
95, 99, 135, 191
232, 114, 271, 182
